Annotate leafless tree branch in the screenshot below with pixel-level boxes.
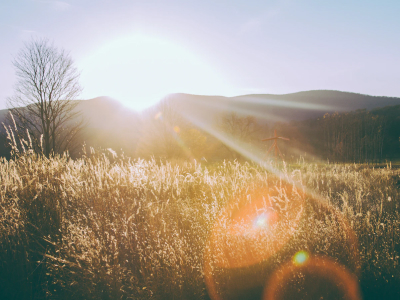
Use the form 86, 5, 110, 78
6, 38, 84, 157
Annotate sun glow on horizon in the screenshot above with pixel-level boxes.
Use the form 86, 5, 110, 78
79, 34, 233, 110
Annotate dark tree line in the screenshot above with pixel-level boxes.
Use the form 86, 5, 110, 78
321, 110, 386, 162
283, 106, 400, 163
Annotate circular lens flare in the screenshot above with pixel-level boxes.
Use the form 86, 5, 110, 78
254, 212, 268, 229
204, 179, 307, 300
211, 188, 304, 269
263, 256, 362, 300
204, 177, 360, 300
293, 250, 309, 266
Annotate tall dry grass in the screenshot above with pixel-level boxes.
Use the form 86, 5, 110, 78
0, 143, 399, 299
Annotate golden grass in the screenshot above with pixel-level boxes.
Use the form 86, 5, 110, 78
0, 149, 399, 299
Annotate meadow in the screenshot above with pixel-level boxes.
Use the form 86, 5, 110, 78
0, 147, 399, 299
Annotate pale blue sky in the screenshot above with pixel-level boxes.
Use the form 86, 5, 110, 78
1, 0, 399, 109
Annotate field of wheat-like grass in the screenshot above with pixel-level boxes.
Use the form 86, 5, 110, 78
0, 149, 399, 300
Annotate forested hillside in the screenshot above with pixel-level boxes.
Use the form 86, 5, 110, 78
1, 91, 400, 162
276, 105, 400, 163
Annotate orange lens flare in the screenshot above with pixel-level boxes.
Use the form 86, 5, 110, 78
204, 179, 307, 300
263, 256, 362, 300
204, 177, 360, 300
210, 187, 304, 269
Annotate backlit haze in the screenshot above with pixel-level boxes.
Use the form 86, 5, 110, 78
79, 34, 233, 110
1, 0, 400, 110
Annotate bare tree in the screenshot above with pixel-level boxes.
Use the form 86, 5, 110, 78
217, 112, 266, 159
6, 38, 84, 157
219, 112, 261, 141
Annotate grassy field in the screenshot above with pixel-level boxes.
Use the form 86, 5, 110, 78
0, 149, 399, 299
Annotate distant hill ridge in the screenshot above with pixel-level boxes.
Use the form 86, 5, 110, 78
1, 90, 400, 158
236, 90, 400, 110
1, 90, 400, 125
169, 90, 400, 123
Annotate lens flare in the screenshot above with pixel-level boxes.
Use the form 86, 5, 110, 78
204, 178, 307, 300
263, 256, 362, 300
253, 212, 270, 229
204, 177, 360, 300
211, 186, 304, 269
293, 250, 309, 266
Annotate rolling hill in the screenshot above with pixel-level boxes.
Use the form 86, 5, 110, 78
1, 90, 399, 158
170, 90, 400, 124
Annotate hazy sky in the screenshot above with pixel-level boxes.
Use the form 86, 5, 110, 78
1, 0, 399, 110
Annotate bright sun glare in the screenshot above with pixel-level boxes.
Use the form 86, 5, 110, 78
79, 34, 233, 110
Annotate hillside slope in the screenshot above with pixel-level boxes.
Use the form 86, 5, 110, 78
1, 90, 399, 158
171, 90, 400, 124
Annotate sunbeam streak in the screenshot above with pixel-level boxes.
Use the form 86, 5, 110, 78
178, 108, 323, 178
179, 111, 286, 177
231, 95, 339, 111
180, 96, 288, 123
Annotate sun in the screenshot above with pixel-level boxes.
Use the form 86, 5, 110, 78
79, 34, 232, 110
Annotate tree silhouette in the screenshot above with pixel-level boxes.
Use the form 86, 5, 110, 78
6, 38, 84, 157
